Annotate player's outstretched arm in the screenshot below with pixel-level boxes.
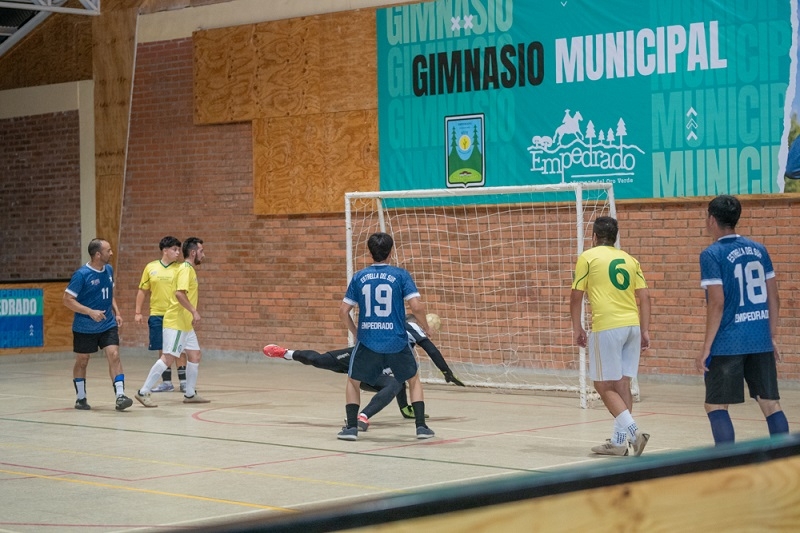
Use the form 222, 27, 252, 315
417, 338, 465, 386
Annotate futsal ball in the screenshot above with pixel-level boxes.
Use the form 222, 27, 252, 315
426, 313, 441, 332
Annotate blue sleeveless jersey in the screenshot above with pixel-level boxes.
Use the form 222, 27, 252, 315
65, 263, 117, 334
343, 264, 420, 353
699, 235, 775, 356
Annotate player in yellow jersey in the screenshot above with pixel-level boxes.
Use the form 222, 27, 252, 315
134, 236, 187, 392
570, 216, 651, 457
135, 237, 209, 406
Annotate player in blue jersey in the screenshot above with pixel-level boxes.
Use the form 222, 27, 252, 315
337, 232, 435, 440
784, 135, 800, 193
63, 238, 133, 411
263, 317, 464, 430
697, 195, 789, 445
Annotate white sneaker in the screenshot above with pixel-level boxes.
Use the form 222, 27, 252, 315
630, 431, 650, 457
152, 382, 174, 393
135, 391, 158, 408
591, 440, 628, 456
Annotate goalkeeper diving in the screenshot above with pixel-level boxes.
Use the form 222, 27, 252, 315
262, 314, 464, 431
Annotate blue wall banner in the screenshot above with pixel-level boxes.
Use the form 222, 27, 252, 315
0, 289, 44, 348
377, 0, 798, 198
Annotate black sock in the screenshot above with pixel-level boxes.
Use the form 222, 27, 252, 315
396, 385, 409, 409
412, 401, 426, 427
161, 368, 172, 381
345, 403, 360, 429
177, 366, 186, 381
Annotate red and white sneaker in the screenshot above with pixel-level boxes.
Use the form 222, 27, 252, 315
263, 344, 288, 358
357, 413, 369, 432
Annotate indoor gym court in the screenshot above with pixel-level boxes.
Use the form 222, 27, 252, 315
1, 351, 798, 532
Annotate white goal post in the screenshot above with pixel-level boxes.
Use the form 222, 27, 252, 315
344, 182, 616, 408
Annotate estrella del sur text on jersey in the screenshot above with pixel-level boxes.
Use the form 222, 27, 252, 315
359, 272, 397, 283
726, 246, 762, 263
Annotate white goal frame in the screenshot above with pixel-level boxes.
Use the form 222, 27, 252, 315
344, 182, 617, 408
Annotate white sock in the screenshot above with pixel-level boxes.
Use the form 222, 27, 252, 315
616, 409, 638, 442
185, 361, 199, 397
285, 350, 294, 360
74, 379, 87, 399
114, 380, 125, 396
141, 360, 168, 394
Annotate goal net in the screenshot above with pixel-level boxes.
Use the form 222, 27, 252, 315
344, 183, 616, 408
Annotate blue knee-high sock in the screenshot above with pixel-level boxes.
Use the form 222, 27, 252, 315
707, 409, 735, 445
766, 411, 789, 436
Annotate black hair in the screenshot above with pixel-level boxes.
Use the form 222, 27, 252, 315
182, 237, 203, 259
159, 235, 182, 250
88, 238, 105, 258
367, 232, 393, 262
592, 216, 618, 246
707, 195, 741, 229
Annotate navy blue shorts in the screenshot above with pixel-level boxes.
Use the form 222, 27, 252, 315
348, 343, 418, 384
705, 352, 780, 404
148, 315, 164, 351
73, 327, 119, 354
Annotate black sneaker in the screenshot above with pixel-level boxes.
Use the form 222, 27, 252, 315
416, 425, 435, 439
74, 398, 91, 410
337, 426, 358, 441
115, 395, 133, 411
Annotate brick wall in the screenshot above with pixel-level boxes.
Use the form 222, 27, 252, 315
117, 38, 800, 381
0, 112, 81, 281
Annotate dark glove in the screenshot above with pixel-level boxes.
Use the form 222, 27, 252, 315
443, 370, 465, 386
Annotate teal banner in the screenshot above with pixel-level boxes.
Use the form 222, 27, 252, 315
0, 289, 44, 348
377, 0, 797, 198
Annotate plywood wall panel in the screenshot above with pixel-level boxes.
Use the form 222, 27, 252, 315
193, 24, 257, 124
251, 17, 320, 118
317, 10, 377, 113
194, 9, 377, 123
0, 11, 92, 91
254, 110, 378, 215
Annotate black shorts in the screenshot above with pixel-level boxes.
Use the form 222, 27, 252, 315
705, 352, 780, 404
148, 315, 164, 351
349, 343, 418, 384
73, 327, 120, 354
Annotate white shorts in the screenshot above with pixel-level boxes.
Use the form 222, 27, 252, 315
588, 326, 641, 382
162, 328, 199, 355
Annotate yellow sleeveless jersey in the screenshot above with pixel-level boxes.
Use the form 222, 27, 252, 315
163, 262, 198, 332
571, 245, 647, 332
138, 260, 179, 316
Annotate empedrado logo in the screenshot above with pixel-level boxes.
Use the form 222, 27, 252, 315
527, 109, 645, 185
0, 298, 38, 316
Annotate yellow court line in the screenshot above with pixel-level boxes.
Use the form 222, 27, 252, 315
0, 441, 403, 492
0, 468, 294, 512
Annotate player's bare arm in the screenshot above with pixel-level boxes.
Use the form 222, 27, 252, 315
175, 290, 200, 324
636, 287, 651, 350
339, 301, 357, 337
408, 297, 430, 336
698, 284, 724, 372
63, 292, 106, 322
569, 289, 587, 347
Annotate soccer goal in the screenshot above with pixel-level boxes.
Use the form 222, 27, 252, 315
344, 182, 615, 408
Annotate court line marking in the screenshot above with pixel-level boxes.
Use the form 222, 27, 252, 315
0, 467, 294, 512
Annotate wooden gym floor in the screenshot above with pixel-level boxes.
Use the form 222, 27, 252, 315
1, 351, 798, 532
